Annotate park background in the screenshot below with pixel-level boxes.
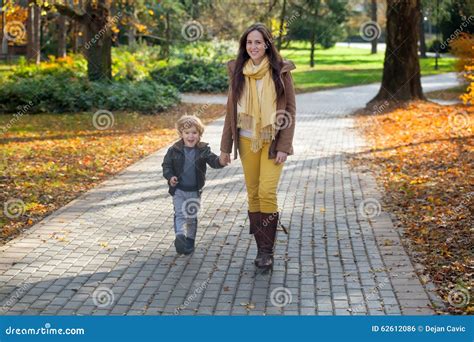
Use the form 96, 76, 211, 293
0, 0, 472, 315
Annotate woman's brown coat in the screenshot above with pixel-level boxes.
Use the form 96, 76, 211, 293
220, 59, 296, 160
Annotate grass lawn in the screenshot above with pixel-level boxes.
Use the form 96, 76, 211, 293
281, 43, 457, 92
351, 102, 473, 314
0, 104, 225, 244
1, 43, 457, 94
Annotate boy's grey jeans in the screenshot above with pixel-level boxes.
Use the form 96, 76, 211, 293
172, 188, 200, 239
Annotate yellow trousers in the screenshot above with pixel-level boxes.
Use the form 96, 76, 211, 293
239, 136, 284, 213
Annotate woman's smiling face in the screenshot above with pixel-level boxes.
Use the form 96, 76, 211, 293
246, 30, 267, 65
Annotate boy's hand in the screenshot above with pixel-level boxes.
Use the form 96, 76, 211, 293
169, 176, 178, 187
219, 152, 231, 166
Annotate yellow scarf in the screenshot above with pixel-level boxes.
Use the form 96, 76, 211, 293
237, 56, 277, 152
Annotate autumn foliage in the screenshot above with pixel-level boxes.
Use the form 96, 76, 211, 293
450, 33, 474, 105
0, 105, 225, 244
353, 102, 473, 314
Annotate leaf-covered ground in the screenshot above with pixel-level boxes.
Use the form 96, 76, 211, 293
351, 101, 473, 314
0, 104, 225, 244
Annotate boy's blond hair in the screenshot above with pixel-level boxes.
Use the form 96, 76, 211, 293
176, 115, 205, 136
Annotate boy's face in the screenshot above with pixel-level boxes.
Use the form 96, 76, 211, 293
180, 126, 200, 147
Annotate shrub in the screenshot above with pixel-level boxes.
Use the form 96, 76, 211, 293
0, 76, 180, 113
150, 56, 228, 93
112, 44, 165, 81
10, 55, 87, 80
171, 39, 237, 63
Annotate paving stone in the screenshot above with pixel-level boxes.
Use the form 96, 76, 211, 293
0, 75, 457, 316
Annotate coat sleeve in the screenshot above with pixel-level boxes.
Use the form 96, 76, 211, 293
204, 146, 225, 169
275, 71, 296, 155
162, 148, 175, 182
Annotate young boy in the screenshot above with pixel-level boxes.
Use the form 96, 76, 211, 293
162, 115, 226, 255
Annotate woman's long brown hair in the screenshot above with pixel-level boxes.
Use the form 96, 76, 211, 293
231, 23, 284, 105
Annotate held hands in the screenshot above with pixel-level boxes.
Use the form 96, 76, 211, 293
274, 151, 288, 164
219, 152, 231, 166
169, 176, 178, 187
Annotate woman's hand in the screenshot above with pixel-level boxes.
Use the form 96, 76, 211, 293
169, 176, 178, 187
220, 152, 231, 166
275, 151, 287, 164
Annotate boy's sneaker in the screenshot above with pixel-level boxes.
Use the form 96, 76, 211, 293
183, 237, 195, 255
174, 234, 187, 254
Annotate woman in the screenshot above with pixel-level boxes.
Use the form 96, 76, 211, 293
220, 23, 296, 271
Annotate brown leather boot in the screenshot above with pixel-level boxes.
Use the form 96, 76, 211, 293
255, 212, 278, 271
248, 211, 262, 266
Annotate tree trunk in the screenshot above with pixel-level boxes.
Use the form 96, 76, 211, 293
127, 26, 136, 47
276, 0, 287, 51
371, 0, 377, 54
419, 8, 427, 58
27, 1, 41, 64
85, 1, 112, 81
33, 3, 40, 63
127, 7, 137, 47
72, 0, 84, 53
309, 29, 315, 68
368, 0, 424, 105
191, 0, 200, 20
57, 0, 112, 81
1, 1, 8, 57
57, 0, 68, 58
163, 11, 170, 60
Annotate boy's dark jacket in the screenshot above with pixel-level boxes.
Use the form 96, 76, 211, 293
162, 139, 224, 196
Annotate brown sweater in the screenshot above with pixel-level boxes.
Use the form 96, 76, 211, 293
220, 59, 297, 160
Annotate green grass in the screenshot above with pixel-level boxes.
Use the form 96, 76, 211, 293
281, 42, 457, 92
0, 42, 457, 94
